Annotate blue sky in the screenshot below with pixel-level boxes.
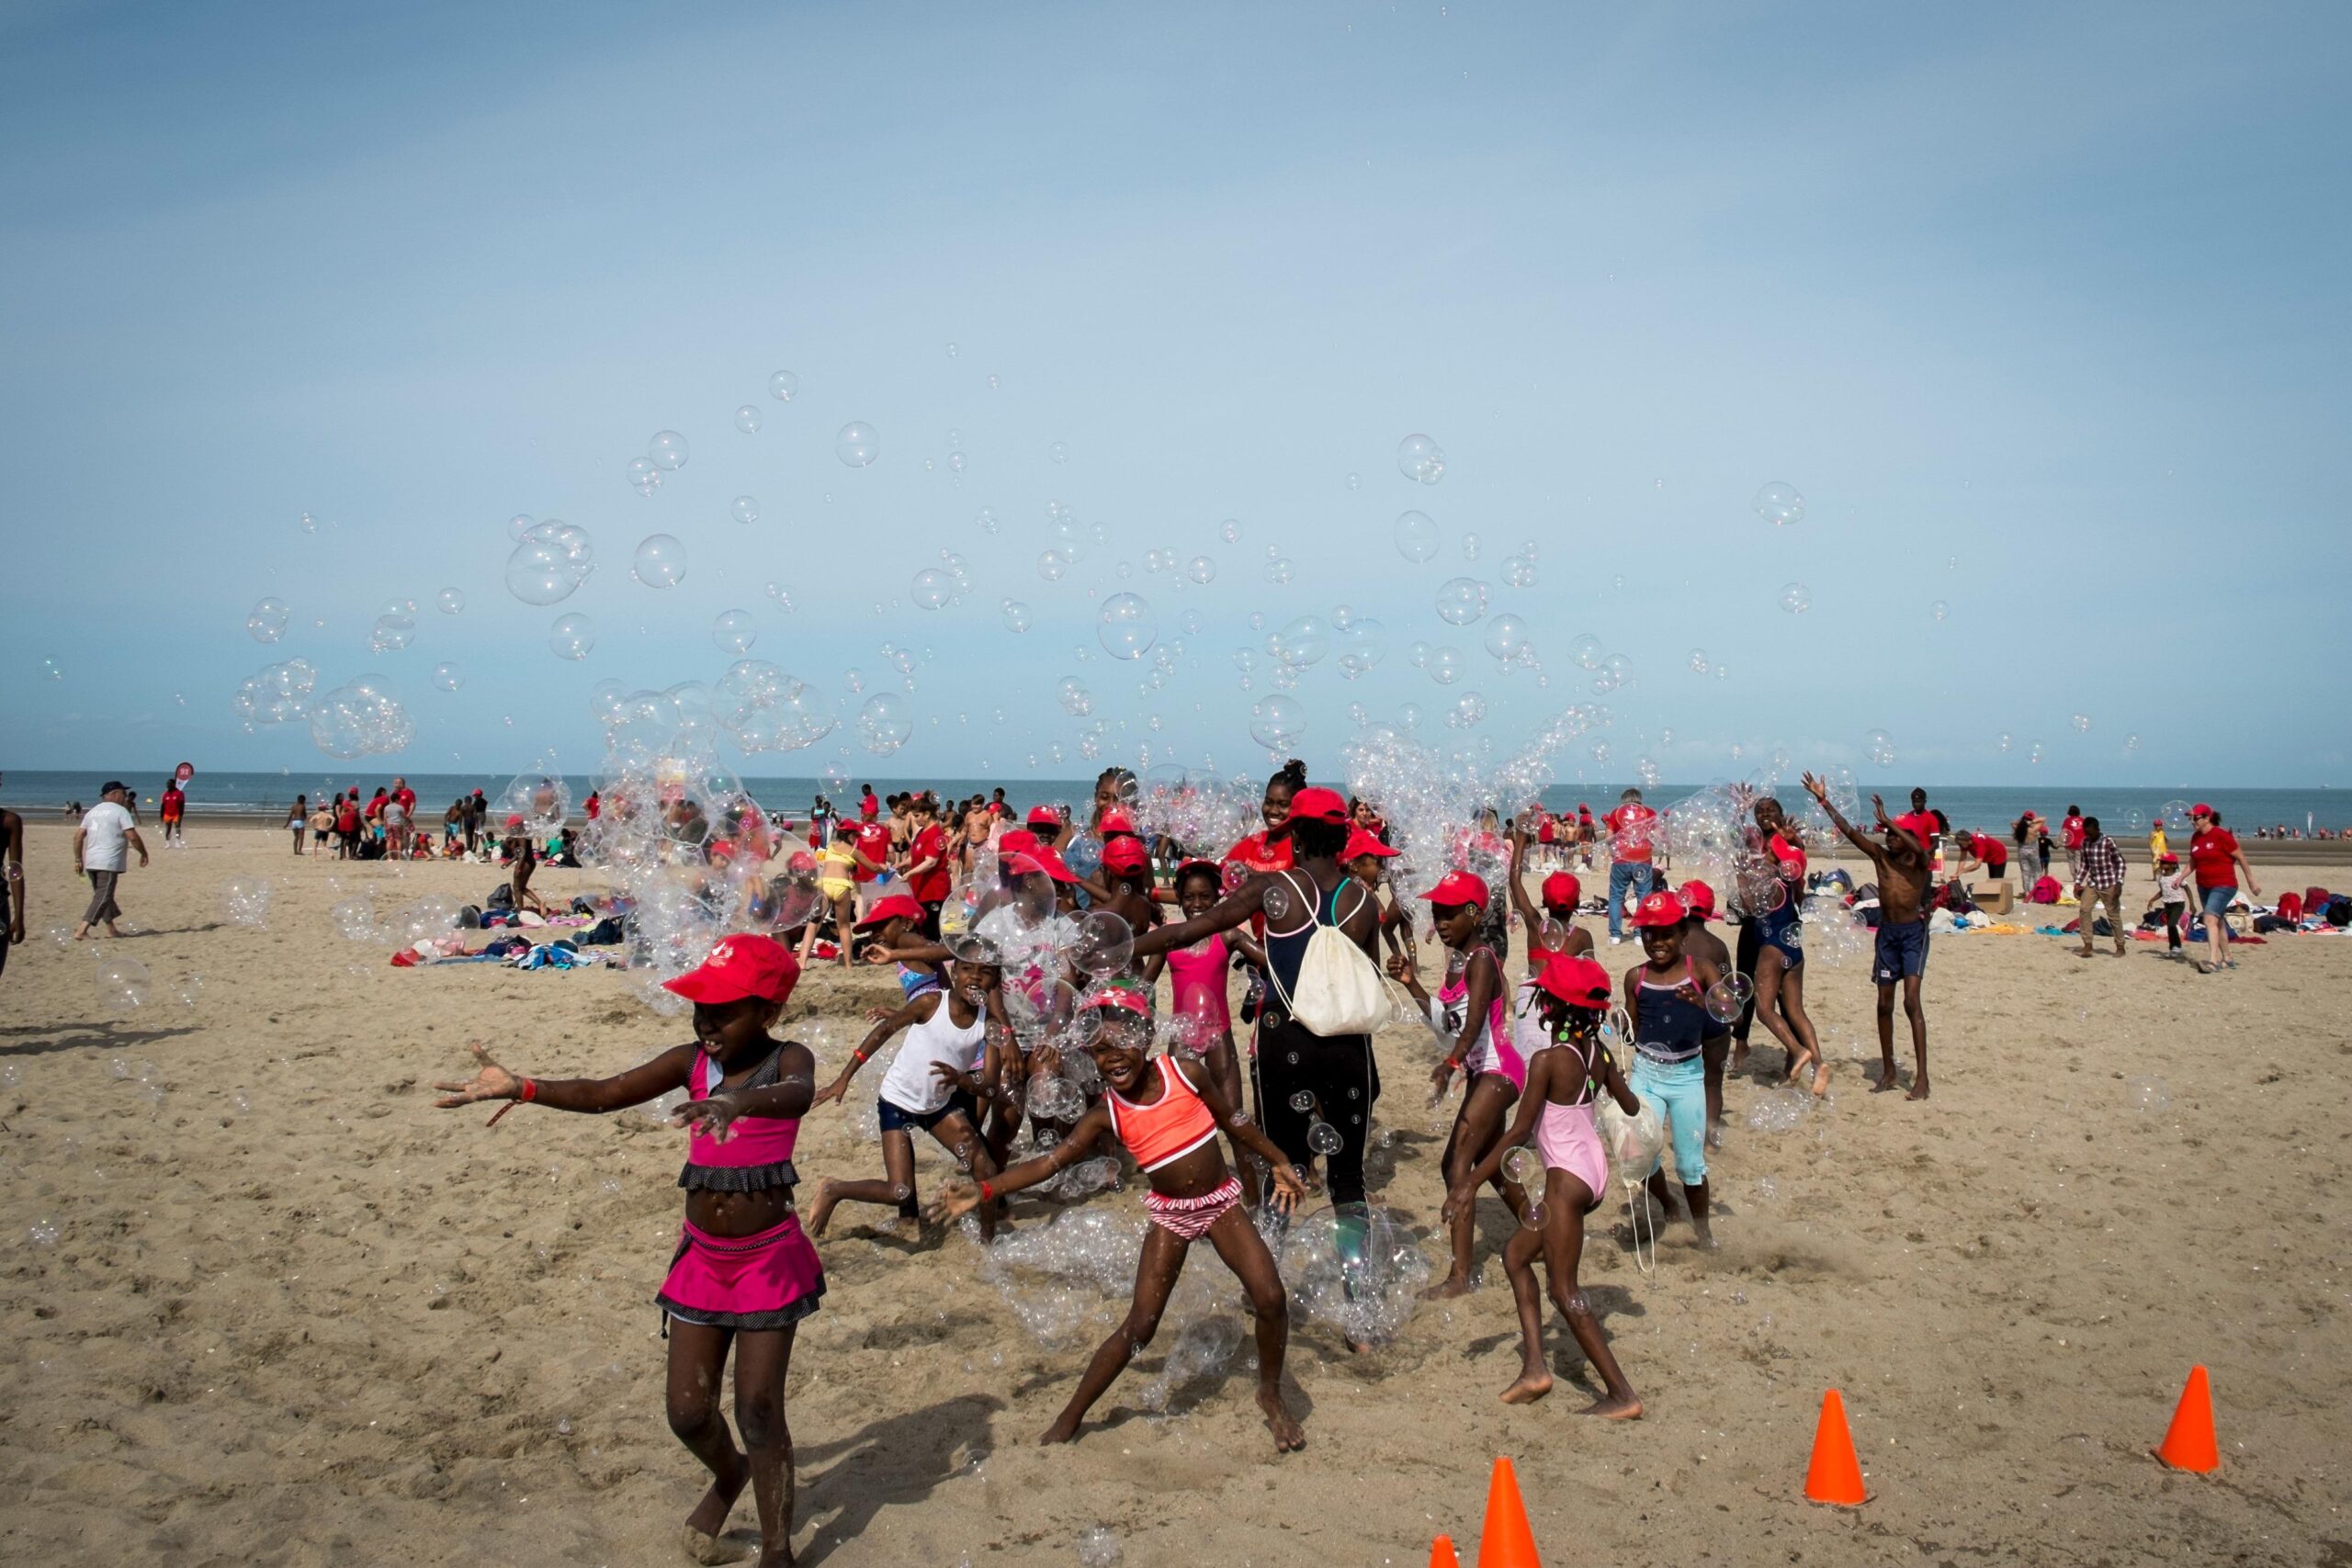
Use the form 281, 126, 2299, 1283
4, 0, 2346, 788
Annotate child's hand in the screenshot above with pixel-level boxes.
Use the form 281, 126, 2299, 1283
432, 1042, 524, 1123
1265, 1161, 1306, 1214
930, 1062, 973, 1096
1440, 1182, 1476, 1225
863, 1005, 894, 1024
1428, 1057, 1458, 1099
809, 1077, 851, 1109
927, 1179, 982, 1222
670, 1092, 741, 1143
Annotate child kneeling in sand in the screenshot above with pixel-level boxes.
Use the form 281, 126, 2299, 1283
435, 934, 819, 1568
932, 981, 1311, 1451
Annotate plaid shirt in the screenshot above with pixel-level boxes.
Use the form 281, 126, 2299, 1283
2080, 836, 2125, 888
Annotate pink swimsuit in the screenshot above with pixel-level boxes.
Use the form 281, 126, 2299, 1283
1164, 934, 1232, 1048
1437, 946, 1524, 1093
1532, 1047, 1610, 1213
659, 1046, 825, 1330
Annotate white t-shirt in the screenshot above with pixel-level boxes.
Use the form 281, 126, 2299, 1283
878, 994, 987, 1114
80, 801, 136, 872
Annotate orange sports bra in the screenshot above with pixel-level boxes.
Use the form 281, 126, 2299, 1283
1103, 1056, 1219, 1171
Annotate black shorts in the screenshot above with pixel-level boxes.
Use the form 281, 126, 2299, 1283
1872, 918, 1929, 984
876, 1092, 977, 1134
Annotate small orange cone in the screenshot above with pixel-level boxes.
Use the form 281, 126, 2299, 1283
1430, 1536, 1462, 1568
1804, 1389, 1869, 1506
1476, 1456, 1542, 1568
2154, 1365, 2220, 1473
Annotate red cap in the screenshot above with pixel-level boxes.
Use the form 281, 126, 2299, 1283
1080, 981, 1152, 1018
1534, 953, 1613, 1009
855, 893, 927, 931
1539, 871, 1581, 910
2191, 802, 2214, 817
1283, 786, 1348, 825
1419, 870, 1489, 908
1632, 890, 1687, 929
997, 829, 1038, 856
662, 934, 802, 1006
1677, 879, 1717, 919
1342, 827, 1398, 861
1010, 847, 1078, 884
1026, 804, 1062, 827
2159, 852, 2179, 863
504, 814, 525, 829
1101, 837, 1149, 874
1099, 808, 1138, 838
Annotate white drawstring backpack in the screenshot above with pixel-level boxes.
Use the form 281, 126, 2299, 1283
1262, 872, 1389, 1035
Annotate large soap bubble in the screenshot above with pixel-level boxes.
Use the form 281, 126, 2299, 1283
835, 421, 878, 467
499, 766, 571, 835
432, 660, 464, 692
1001, 600, 1033, 633
504, 525, 594, 605
911, 569, 954, 610
711, 609, 757, 655
648, 430, 689, 470
1427, 646, 1464, 684
308, 673, 413, 761
633, 534, 687, 589
1396, 433, 1445, 485
1779, 581, 1812, 615
856, 693, 911, 755
1072, 911, 1135, 977
1338, 617, 1387, 679
1434, 577, 1488, 626
220, 876, 271, 927
232, 659, 318, 726
1269, 615, 1329, 668
734, 405, 761, 434
768, 369, 798, 401
246, 597, 289, 643
1482, 613, 1531, 663
435, 588, 464, 615
1250, 694, 1304, 750
1096, 592, 1156, 660
713, 660, 836, 753
1863, 728, 1896, 767
1186, 555, 1216, 585
1752, 480, 1805, 525
96, 954, 153, 1015
731, 495, 759, 525
1279, 1205, 1429, 1348
1394, 510, 1439, 563
549, 613, 596, 660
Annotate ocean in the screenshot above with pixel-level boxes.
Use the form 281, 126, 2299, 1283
2, 769, 2344, 837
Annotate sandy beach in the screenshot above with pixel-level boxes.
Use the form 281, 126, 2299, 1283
2, 818, 2346, 1567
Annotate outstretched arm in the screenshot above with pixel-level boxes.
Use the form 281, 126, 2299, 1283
1129, 874, 1270, 959
1185, 1058, 1304, 1211
1801, 772, 1884, 863
433, 1041, 695, 1123
930, 1104, 1115, 1217
1506, 827, 1544, 937
814, 995, 933, 1104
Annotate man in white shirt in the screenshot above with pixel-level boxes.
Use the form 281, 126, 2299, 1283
73, 780, 148, 940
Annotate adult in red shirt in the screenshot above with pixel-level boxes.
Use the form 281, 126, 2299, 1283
158, 782, 186, 846
858, 785, 879, 821
2186, 804, 2257, 974
1953, 829, 2009, 880
391, 776, 417, 818
1220, 761, 1304, 960
2060, 806, 2086, 884
583, 791, 601, 821
334, 795, 362, 860
1600, 788, 1658, 944
904, 800, 953, 936
853, 817, 893, 915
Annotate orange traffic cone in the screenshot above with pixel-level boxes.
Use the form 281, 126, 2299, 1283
1804, 1389, 1869, 1506
1476, 1456, 1542, 1568
2153, 1365, 2220, 1473
1430, 1536, 1462, 1568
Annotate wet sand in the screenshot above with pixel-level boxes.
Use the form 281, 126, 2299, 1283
1, 819, 2346, 1566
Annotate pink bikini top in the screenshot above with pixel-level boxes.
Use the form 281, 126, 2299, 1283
683, 1047, 801, 1183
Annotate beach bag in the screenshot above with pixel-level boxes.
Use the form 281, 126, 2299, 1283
2030, 875, 2061, 905
486, 883, 514, 909
2277, 892, 2304, 923
2326, 897, 2352, 929
1261, 874, 1388, 1036
579, 915, 627, 945
2303, 886, 2330, 916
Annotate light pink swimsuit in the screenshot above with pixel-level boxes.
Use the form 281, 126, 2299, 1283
1532, 1035, 1609, 1210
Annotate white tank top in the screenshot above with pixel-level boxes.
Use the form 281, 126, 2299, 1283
879, 995, 987, 1114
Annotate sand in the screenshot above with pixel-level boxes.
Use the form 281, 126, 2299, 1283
1, 818, 2346, 1567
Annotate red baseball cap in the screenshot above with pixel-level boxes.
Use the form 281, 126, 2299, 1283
1102, 837, 1149, 874
1632, 890, 1687, 929
855, 893, 927, 931
662, 934, 802, 1006
1419, 870, 1489, 908
1534, 953, 1612, 1009
1026, 804, 1062, 827
1540, 871, 1582, 910
1282, 786, 1348, 826
504, 814, 525, 829
1099, 808, 1138, 838
1677, 879, 1717, 919
1342, 827, 1398, 861
2159, 852, 2180, 864
1080, 981, 1152, 1018
1009, 847, 1078, 884
997, 829, 1038, 857
2191, 802, 2214, 818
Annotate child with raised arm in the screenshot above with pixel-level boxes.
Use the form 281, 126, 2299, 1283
807, 955, 1011, 1240
1446, 953, 1644, 1416
432, 934, 819, 1568
932, 983, 1310, 1451
1802, 773, 1936, 1100
1508, 822, 1593, 963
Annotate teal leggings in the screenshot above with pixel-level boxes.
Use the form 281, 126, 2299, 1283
1631, 1053, 1708, 1186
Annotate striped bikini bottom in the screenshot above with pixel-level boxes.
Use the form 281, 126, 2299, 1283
1143, 1176, 1242, 1241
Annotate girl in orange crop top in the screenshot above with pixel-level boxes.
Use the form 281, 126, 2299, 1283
934, 982, 1311, 1452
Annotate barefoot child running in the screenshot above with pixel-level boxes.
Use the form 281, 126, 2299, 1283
1623, 890, 1723, 1248
932, 982, 1310, 1452
1802, 773, 1936, 1100
807, 955, 1012, 1240
432, 934, 820, 1568
1445, 953, 1644, 1416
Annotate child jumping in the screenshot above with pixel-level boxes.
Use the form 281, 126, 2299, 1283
433, 934, 820, 1568
933, 982, 1309, 1451
1445, 953, 1644, 1416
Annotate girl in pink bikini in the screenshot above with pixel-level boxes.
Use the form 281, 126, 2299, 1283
1444, 953, 1644, 1416
433, 934, 820, 1567
1390, 870, 1529, 1298
933, 983, 1309, 1452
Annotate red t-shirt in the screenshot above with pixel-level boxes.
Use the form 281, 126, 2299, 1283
2062, 815, 2086, 851
1767, 831, 1808, 884
909, 824, 951, 903
394, 787, 416, 817
1968, 832, 2007, 868
1602, 804, 1657, 863
1224, 830, 1293, 939
854, 821, 891, 882
2188, 828, 2240, 888
160, 788, 184, 820
584, 795, 601, 820
336, 805, 359, 833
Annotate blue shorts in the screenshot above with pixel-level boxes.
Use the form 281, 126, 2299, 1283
876, 1092, 977, 1135
1872, 918, 1929, 984
2199, 884, 2236, 918
1630, 1053, 1707, 1186
1759, 904, 1804, 969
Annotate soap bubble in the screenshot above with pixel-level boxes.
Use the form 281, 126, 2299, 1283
1703, 975, 1752, 1024
2070, 713, 2092, 733
435, 588, 464, 615
1270, 615, 1329, 668
1288, 1090, 1316, 1114
1076, 1524, 1124, 1567
307, 674, 413, 761
1482, 613, 1530, 663
1434, 577, 1488, 626
1499, 1145, 1539, 1186
1072, 911, 1135, 977
1306, 1122, 1344, 1156
220, 877, 271, 927
1250, 694, 1304, 750
768, 369, 798, 401
431, 660, 463, 692
1394, 510, 1440, 563
1038, 549, 1070, 582
648, 430, 688, 470
1397, 433, 1445, 485
1220, 519, 1241, 544
96, 955, 152, 1014
1001, 600, 1033, 633
2127, 1075, 2171, 1112
713, 661, 838, 753
1460, 531, 1482, 561
504, 532, 591, 606
1752, 480, 1805, 525
368, 614, 415, 654
1278, 1205, 1429, 1348
1779, 581, 1812, 615
330, 897, 378, 942
1929, 599, 1949, 623
733, 405, 761, 434
1096, 592, 1156, 659
1427, 646, 1464, 685
498, 769, 571, 835
1596, 1094, 1665, 1181
1688, 648, 1710, 675
625, 456, 662, 494
506, 513, 536, 541
1186, 555, 1216, 585
856, 693, 911, 755
1057, 678, 1093, 718
1568, 633, 1604, 670
711, 610, 757, 656
1337, 617, 1387, 679
835, 422, 878, 467
912, 569, 955, 611
246, 597, 289, 643
1863, 727, 1896, 767
632, 534, 687, 588
729, 495, 760, 525
548, 613, 596, 660
1502, 553, 1537, 589
1048, 441, 1071, 464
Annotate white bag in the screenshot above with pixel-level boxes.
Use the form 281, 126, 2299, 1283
1264, 874, 1389, 1035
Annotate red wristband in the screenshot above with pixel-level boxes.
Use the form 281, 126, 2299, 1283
979, 1179, 996, 1202
518, 1077, 538, 1103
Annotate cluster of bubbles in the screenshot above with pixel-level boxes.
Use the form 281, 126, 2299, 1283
626, 430, 689, 495
232, 659, 318, 726
309, 674, 414, 760
220, 877, 271, 928
504, 521, 597, 605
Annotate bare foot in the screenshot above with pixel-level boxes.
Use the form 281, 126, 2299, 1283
1809, 1059, 1831, 1097
1257, 1385, 1306, 1451
1579, 1392, 1644, 1419
1905, 1076, 1930, 1102
1728, 1044, 1748, 1073
1690, 1224, 1718, 1251
1705, 1127, 1723, 1151
1498, 1368, 1553, 1404
682, 1506, 752, 1566
805, 1179, 842, 1236
1039, 1411, 1083, 1444
1871, 1065, 1902, 1093
1419, 1275, 1474, 1302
